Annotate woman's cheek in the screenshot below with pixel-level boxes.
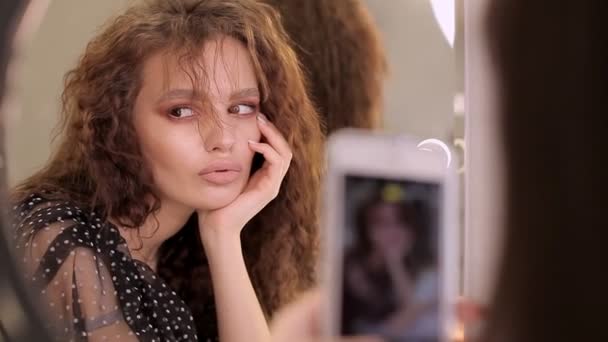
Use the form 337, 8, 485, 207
237, 117, 261, 142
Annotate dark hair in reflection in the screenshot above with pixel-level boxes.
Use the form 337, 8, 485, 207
11, 0, 323, 336
482, 0, 606, 341
262, 0, 388, 134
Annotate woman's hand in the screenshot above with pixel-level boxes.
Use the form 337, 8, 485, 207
271, 289, 382, 342
198, 113, 292, 243
197, 113, 292, 342
271, 289, 487, 342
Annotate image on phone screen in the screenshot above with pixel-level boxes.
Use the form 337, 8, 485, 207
341, 175, 441, 342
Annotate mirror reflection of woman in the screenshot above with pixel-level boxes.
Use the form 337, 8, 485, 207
10, 0, 323, 341
343, 186, 438, 341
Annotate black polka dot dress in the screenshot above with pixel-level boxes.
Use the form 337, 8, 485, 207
12, 193, 200, 341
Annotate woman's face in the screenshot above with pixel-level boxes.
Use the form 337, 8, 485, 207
133, 36, 262, 212
366, 203, 415, 256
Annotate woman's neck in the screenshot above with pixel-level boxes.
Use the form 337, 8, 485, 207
117, 198, 194, 271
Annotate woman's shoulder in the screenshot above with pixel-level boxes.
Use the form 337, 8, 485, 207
12, 192, 96, 223
12, 192, 116, 254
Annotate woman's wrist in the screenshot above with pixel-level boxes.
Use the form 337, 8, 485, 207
199, 226, 243, 260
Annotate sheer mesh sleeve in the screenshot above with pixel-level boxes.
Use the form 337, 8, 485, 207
12, 194, 200, 341
13, 198, 139, 341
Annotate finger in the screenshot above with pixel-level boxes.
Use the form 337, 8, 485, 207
271, 289, 384, 342
249, 141, 290, 175
256, 113, 293, 160
455, 298, 486, 325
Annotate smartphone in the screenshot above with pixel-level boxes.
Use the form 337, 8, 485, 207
322, 129, 459, 342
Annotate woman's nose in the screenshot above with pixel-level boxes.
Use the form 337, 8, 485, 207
202, 117, 236, 153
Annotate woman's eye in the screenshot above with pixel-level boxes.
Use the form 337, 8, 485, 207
228, 104, 257, 115
168, 107, 195, 118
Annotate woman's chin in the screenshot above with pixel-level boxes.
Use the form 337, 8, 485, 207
194, 190, 241, 211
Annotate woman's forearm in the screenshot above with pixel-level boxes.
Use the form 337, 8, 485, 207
202, 231, 270, 342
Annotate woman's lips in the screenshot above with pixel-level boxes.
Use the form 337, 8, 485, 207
199, 170, 241, 185
199, 161, 242, 185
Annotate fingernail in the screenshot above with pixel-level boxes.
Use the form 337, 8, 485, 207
248, 140, 257, 144
257, 113, 268, 123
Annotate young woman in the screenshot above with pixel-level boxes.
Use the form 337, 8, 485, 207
11, 0, 323, 341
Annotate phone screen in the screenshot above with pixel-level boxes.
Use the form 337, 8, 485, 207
340, 175, 442, 342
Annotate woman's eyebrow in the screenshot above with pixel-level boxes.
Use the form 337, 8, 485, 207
230, 88, 260, 100
157, 88, 200, 102
157, 87, 259, 103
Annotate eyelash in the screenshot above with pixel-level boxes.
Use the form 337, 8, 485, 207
229, 103, 259, 115
167, 103, 259, 120
167, 106, 196, 120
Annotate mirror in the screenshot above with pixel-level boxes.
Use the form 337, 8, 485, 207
6, 0, 463, 187
364, 0, 466, 296
0, 0, 466, 340
365, 0, 457, 139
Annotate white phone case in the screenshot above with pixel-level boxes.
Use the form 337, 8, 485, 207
321, 129, 459, 341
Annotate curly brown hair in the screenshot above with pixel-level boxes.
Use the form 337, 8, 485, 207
12, 0, 323, 336
262, 0, 388, 134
